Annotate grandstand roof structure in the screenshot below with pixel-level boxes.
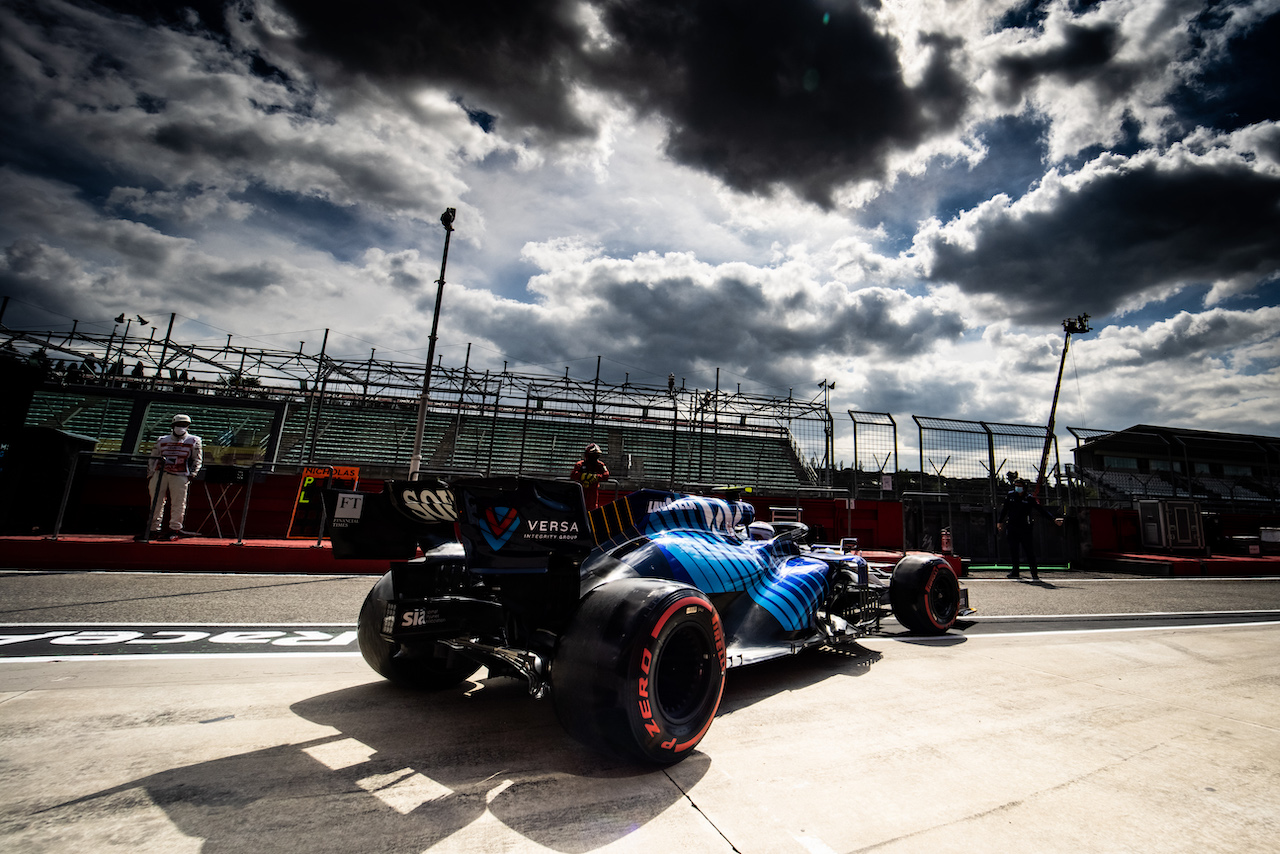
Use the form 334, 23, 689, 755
2, 324, 834, 492
1070, 424, 1280, 508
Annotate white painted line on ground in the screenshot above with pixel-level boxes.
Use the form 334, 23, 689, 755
0, 652, 362, 663
870, 619, 1280, 642
964, 576, 1280, 582
0, 622, 358, 627
794, 834, 839, 854
357, 769, 455, 814
970, 609, 1280, 620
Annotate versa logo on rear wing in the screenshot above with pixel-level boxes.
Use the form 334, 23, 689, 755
479, 506, 520, 550
455, 478, 595, 564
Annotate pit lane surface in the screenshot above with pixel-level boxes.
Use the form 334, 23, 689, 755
2, 571, 1279, 853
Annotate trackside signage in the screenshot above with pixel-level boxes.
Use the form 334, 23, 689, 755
288, 466, 359, 538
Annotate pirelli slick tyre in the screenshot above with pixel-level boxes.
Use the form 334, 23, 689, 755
889, 555, 961, 635
553, 579, 726, 765
357, 574, 480, 690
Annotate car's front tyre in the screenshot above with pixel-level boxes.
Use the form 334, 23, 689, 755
889, 555, 961, 635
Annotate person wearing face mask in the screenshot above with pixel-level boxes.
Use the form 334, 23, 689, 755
140, 414, 203, 540
996, 476, 1063, 581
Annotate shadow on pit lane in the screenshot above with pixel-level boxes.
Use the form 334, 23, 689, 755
717, 642, 883, 712
55, 677, 707, 854
52, 644, 885, 852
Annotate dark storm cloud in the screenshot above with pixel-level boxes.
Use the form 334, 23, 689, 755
450, 259, 965, 388
62, 0, 233, 33
0, 239, 97, 326
588, 0, 970, 206
591, 276, 965, 372
266, 0, 970, 207
992, 19, 1131, 108
1178, 10, 1280, 133
0, 0, 475, 243
270, 0, 596, 138
378, 251, 425, 293
921, 148, 1280, 323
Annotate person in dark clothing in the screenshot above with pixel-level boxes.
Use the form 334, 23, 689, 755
997, 478, 1063, 581
570, 443, 610, 509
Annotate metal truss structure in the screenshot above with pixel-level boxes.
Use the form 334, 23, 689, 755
3, 326, 832, 490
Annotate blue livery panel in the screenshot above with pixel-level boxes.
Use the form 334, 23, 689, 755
651, 532, 828, 632
602, 495, 828, 634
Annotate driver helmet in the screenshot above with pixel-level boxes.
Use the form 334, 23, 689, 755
747, 522, 774, 541
172, 414, 192, 425
584, 443, 602, 459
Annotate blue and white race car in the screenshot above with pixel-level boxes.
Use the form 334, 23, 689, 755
331, 477, 967, 764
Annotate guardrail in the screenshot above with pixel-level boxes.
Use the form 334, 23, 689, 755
48, 453, 325, 544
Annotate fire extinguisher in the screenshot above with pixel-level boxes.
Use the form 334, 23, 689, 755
941, 526, 953, 555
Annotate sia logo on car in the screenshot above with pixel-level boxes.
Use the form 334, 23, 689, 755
480, 506, 520, 551
400, 608, 444, 627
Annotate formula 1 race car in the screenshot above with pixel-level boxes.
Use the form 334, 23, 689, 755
328, 477, 968, 765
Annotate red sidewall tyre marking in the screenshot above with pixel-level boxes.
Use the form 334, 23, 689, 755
632, 594, 726, 757
923, 564, 945, 630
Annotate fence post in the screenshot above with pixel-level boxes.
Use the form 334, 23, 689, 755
313, 465, 334, 549
141, 457, 167, 541
49, 451, 87, 541
233, 462, 265, 545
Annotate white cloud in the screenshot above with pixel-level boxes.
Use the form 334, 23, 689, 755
0, 0, 1276, 451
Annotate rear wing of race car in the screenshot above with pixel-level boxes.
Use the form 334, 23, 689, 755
327, 476, 597, 571
452, 477, 595, 572
324, 480, 459, 559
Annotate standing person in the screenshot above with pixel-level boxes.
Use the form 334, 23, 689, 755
142, 414, 203, 540
997, 477, 1063, 581
570, 443, 610, 509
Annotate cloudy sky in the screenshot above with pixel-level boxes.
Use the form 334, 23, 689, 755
2, 0, 1278, 463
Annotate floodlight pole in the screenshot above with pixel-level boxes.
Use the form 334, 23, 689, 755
150, 312, 176, 390
409, 208, 456, 478
1034, 313, 1091, 499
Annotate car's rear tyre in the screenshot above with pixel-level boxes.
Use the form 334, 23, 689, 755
889, 555, 961, 635
357, 575, 480, 690
553, 579, 725, 765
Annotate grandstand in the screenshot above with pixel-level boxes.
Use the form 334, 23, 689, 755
2, 325, 830, 492
6, 324, 1279, 571
1069, 425, 1279, 509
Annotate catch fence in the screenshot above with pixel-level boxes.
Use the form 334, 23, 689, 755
847, 412, 1064, 505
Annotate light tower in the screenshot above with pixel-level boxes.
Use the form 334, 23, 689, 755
1035, 313, 1091, 498
409, 208, 457, 478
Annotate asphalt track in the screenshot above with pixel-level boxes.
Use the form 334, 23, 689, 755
2, 571, 1278, 853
